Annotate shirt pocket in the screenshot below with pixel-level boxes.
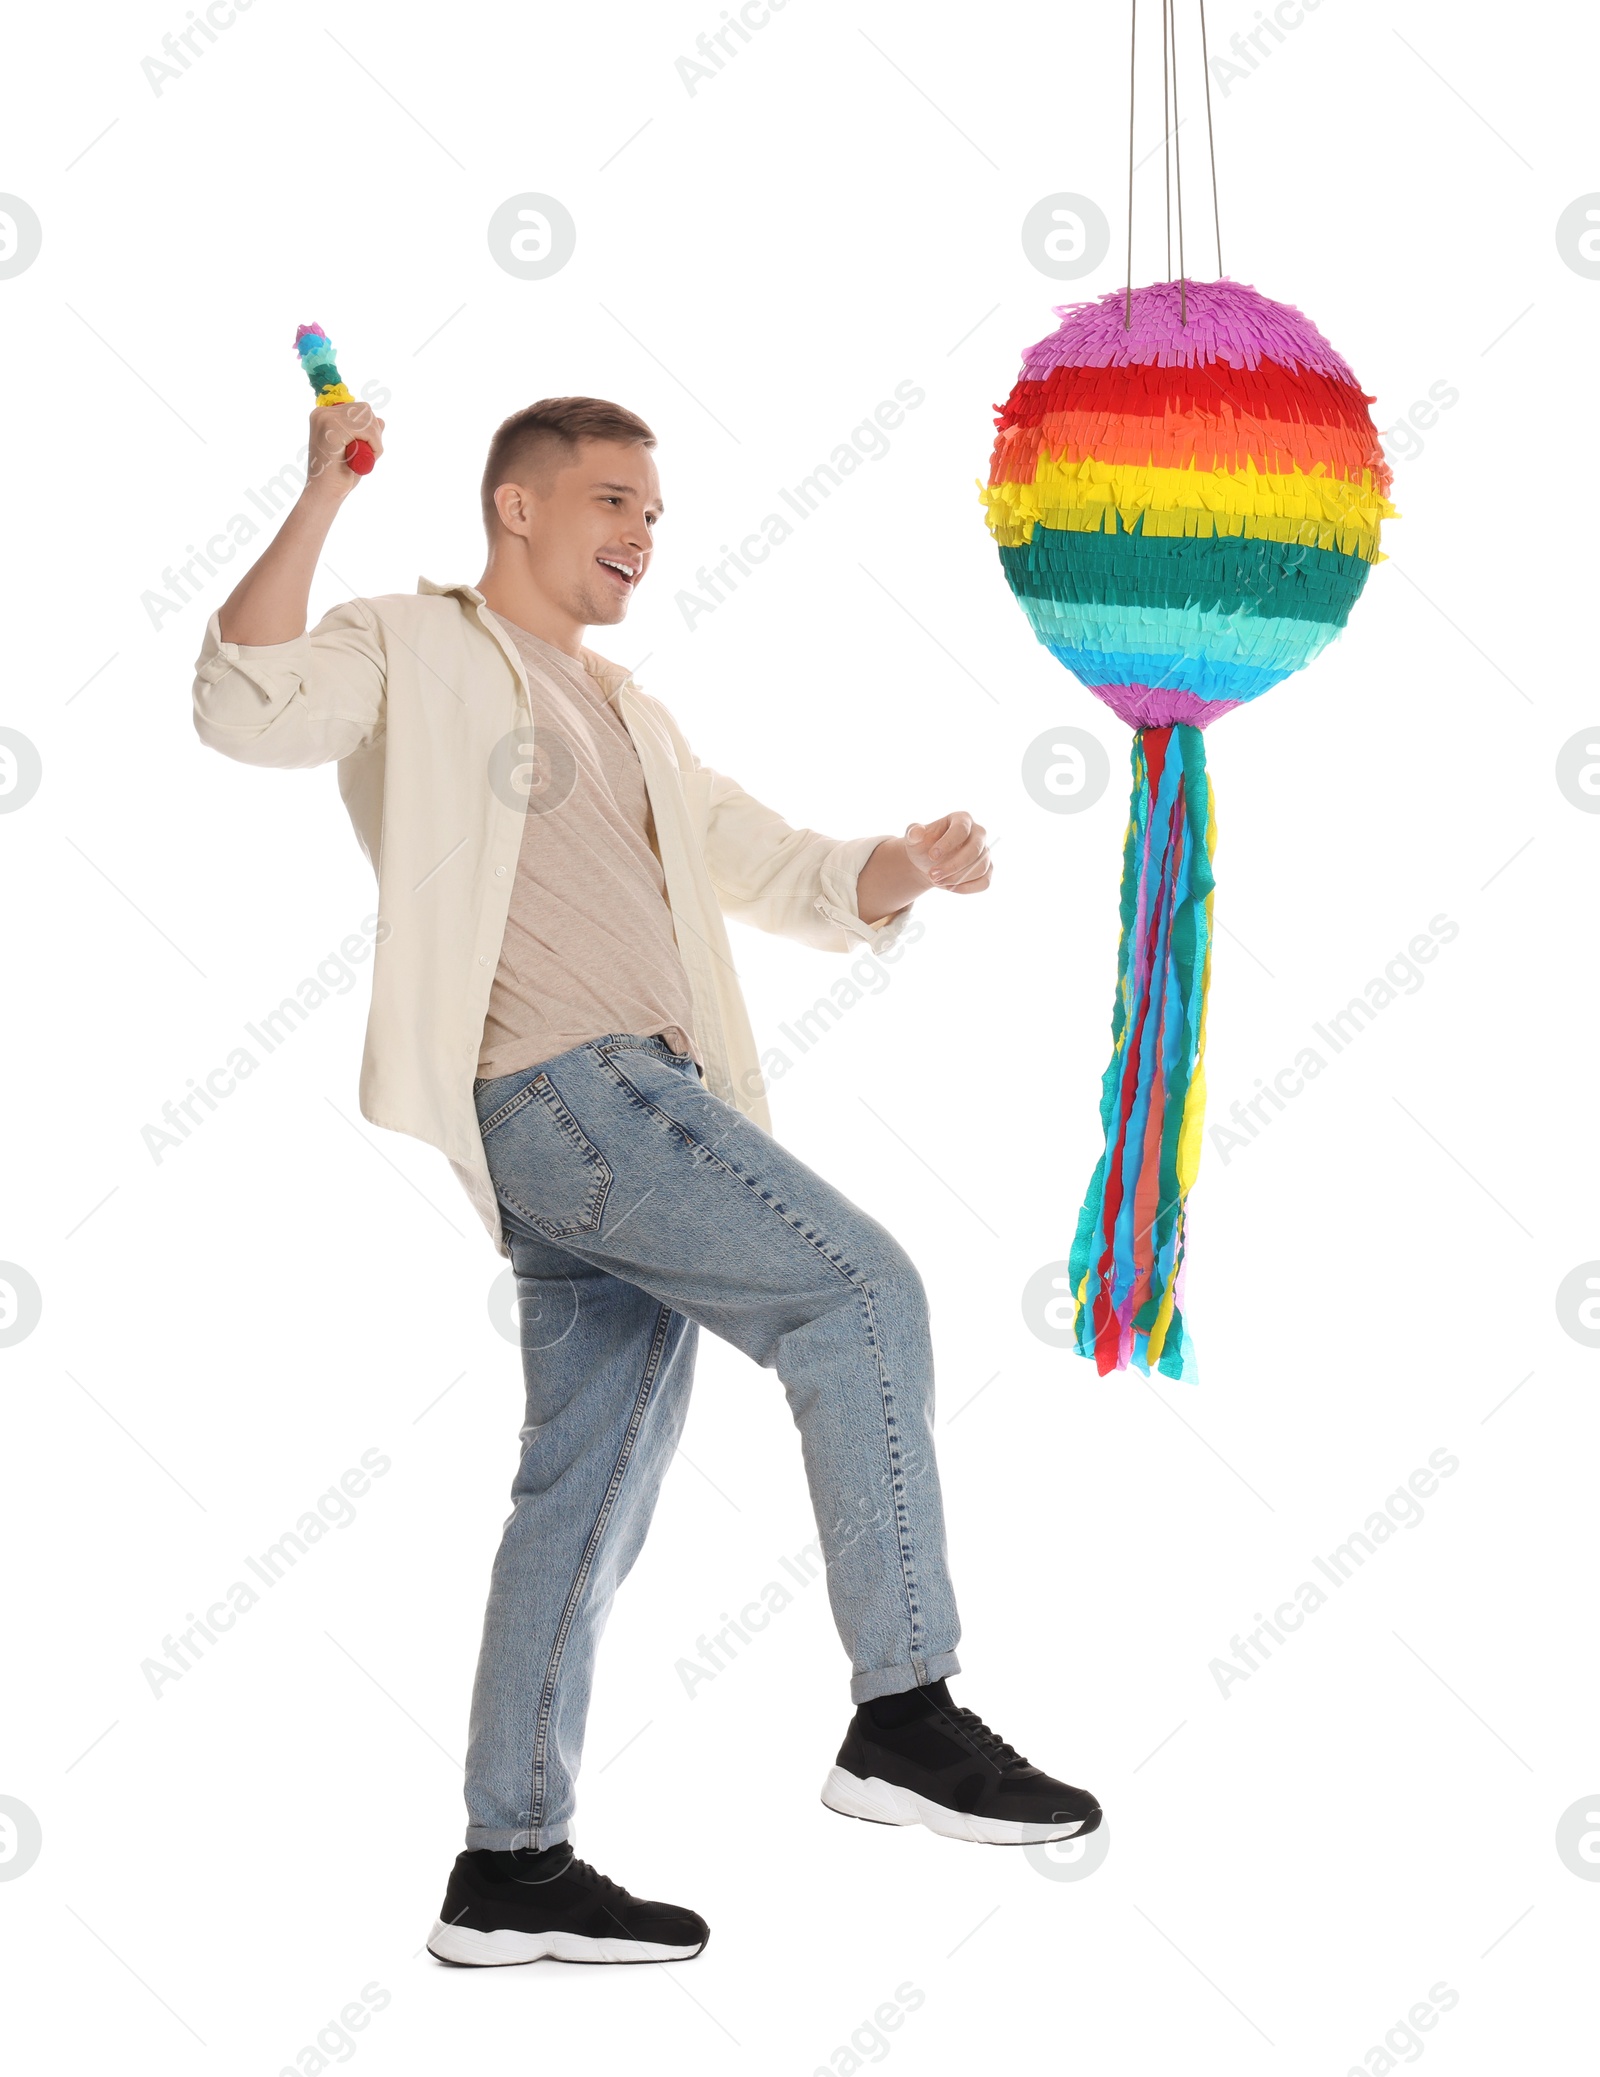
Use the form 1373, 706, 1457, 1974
478, 1074, 613, 1241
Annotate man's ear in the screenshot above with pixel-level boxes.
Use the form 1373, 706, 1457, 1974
493, 481, 533, 537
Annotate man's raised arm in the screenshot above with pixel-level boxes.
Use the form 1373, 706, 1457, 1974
193, 398, 390, 770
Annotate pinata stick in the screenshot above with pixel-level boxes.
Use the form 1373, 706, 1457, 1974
293, 322, 376, 475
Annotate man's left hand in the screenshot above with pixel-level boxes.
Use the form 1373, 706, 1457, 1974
904, 812, 992, 895
856, 811, 992, 926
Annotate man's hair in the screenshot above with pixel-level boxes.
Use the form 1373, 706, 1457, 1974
480, 396, 656, 536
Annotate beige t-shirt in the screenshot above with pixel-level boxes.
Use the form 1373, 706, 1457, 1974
475, 612, 701, 1079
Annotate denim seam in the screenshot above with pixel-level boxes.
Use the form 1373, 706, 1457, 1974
478, 1082, 542, 1136
853, 1276, 924, 1663
594, 1047, 868, 1284
480, 1073, 614, 1240
594, 1043, 926, 1661
527, 1297, 675, 1831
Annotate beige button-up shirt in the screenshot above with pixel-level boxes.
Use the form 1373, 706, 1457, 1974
191, 578, 912, 1255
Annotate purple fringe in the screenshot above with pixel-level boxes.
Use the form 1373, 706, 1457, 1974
1088, 683, 1244, 730
1020, 278, 1358, 384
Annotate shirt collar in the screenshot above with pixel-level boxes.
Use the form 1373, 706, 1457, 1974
418, 577, 639, 698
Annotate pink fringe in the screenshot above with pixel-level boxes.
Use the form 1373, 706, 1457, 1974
1020, 279, 1359, 384
1089, 684, 1244, 730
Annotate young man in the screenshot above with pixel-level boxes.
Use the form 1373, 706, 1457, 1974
194, 393, 1102, 1969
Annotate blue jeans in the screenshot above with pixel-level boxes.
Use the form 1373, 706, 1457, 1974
464, 1031, 963, 1850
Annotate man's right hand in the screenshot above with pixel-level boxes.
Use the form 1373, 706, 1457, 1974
306, 399, 386, 496
216, 402, 388, 644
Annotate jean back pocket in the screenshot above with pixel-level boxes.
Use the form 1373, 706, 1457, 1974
478, 1074, 613, 1241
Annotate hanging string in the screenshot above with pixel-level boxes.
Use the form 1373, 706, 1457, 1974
1124, 0, 1137, 328
1198, 0, 1223, 275
1129, 0, 1220, 327
1169, 0, 1186, 322
1161, 0, 1172, 279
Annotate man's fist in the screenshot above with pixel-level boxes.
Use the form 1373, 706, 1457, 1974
306, 399, 385, 496
855, 811, 992, 925
904, 812, 992, 895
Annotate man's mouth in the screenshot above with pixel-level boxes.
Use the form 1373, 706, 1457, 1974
596, 555, 639, 592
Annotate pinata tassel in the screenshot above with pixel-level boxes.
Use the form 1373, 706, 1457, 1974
1069, 724, 1216, 1381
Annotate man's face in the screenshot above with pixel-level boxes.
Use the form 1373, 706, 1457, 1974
500, 437, 662, 630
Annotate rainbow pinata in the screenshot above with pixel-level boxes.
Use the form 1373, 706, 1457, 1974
981, 278, 1396, 1380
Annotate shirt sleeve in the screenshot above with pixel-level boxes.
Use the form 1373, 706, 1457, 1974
694, 754, 917, 956
191, 597, 387, 769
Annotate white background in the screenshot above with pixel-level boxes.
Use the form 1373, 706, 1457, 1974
2, 0, 1595, 2070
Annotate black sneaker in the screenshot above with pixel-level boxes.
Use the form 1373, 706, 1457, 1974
426, 1842, 709, 1966
821, 1679, 1103, 1845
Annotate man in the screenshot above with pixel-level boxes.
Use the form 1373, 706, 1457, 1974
193, 391, 1102, 1969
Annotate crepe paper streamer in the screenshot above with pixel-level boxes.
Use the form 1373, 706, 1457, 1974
981, 278, 1397, 1381
293, 322, 376, 475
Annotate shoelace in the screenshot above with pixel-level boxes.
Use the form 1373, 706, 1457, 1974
947, 1704, 1032, 1773
501, 1848, 624, 1896
566, 1856, 632, 1904
497, 1851, 645, 1940
568, 1855, 660, 1940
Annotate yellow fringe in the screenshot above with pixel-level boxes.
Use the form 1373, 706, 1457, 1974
981, 454, 1396, 561
315, 383, 355, 406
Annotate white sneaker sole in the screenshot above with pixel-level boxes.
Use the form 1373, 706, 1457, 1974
426, 1920, 705, 1966
821, 1764, 1089, 1845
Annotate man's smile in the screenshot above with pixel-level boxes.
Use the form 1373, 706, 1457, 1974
596, 554, 640, 592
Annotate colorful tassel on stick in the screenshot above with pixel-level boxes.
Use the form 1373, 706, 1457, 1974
292, 321, 376, 476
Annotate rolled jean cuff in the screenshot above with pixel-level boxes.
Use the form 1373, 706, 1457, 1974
465, 1819, 574, 1853
849, 1649, 962, 1706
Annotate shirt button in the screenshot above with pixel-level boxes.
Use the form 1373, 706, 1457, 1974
495, 865, 507, 876
479, 955, 488, 965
